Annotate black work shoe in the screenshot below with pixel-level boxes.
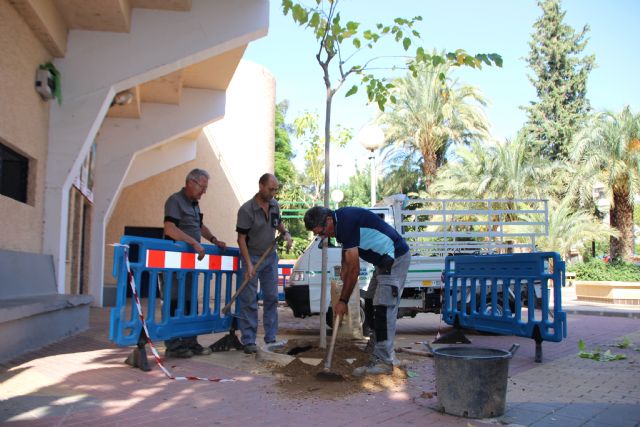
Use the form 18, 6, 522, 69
243, 344, 258, 354
165, 348, 193, 358
191, 343, 212, 356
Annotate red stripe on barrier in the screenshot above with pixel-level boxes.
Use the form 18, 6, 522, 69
147, 249, 165, 268
233, 257, 239, 271
210, 255, 221, 270
181, 252, 195, 269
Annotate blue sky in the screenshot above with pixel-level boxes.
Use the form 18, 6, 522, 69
245, 0, 640, 181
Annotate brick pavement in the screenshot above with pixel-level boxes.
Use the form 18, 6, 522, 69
1, 298, 639, 427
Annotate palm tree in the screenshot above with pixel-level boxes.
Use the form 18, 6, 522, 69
571, 106, 640, 260
378, 60, 489, 191
429, 134, 561, 200
519, 198, 618, 260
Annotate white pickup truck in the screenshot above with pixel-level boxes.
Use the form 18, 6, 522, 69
283, 195, 549, 325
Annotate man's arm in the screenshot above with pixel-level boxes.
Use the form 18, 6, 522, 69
334, 247, 360, 316
276, 222, 293, 252
201, 224, 226, 250
237, 232, 254, 279
164, 221, 205, 260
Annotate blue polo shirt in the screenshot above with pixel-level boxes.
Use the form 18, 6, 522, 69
334, 207, 408, 268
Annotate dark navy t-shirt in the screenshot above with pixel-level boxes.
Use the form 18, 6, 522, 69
334, 207, 408, 268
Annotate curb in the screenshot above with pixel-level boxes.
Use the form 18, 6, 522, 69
563, 307, 640, 319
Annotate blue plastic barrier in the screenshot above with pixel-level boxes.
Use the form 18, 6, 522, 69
442, 252, 567, 360
109, 236, 242, 347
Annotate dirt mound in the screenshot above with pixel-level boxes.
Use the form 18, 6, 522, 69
269, 339, 409, 400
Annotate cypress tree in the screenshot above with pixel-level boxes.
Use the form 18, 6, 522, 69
523, 0, 595, 160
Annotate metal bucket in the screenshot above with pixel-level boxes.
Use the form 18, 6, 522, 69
429, 344, 519, 418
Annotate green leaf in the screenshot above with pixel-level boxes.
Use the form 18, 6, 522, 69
291, 4, 308, 25
282, 0, 293, 15
345, 85, 358, 97
489, 53, 503, 67
578, 339, 585, 351
309, 12, 320, 28
402, 37, 411, 51
616, 337, 632, 349
353, 38, 361, 48
346, 21, 359, 31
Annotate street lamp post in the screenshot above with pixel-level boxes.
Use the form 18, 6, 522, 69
357, 124, 385, 207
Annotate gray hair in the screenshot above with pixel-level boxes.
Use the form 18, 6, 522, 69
304, 206, 333, 231
186, 168, 210, 182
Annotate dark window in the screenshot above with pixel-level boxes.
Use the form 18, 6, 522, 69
0, 143, 29, 203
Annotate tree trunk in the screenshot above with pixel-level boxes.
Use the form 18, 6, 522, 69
421, 150, 438, 191
609, 188, 634, 261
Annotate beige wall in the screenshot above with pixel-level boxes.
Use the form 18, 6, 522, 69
104, 136, 248, 285
0, 2, 52, 253
104, 61, 276, 286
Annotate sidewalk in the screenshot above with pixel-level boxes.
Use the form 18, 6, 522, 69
1, 291, 639, 427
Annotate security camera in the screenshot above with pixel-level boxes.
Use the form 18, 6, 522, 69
35, 69, 55, 101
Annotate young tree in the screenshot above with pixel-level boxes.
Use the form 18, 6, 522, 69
523, 0, 595, 160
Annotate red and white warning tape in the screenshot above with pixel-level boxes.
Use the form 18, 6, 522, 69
115, 243, 235, 383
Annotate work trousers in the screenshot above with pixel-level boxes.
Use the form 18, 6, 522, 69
238, 250, 279, 345
363, 251, 411, 365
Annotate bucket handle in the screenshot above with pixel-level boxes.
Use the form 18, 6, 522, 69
421, 342, 434, 355
421, 342, 519, 357
508, 343, 520, 357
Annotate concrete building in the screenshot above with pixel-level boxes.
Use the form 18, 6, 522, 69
0, 0, 273, 362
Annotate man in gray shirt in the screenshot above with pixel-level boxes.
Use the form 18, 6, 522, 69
236, 173, 292, 354
163, 168, 226, 358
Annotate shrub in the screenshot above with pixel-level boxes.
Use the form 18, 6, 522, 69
573, 259, 640, 282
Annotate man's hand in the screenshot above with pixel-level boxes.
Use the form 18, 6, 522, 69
244, 261, 255, 280
334, 301, 348, 317
214, 239, 227, 251
285, 233, 293, 253
193, 242, 205, 260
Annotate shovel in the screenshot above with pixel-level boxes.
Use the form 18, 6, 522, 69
316, 313, 344, 381
221, 237, 279, 315
210, 237, 279, 352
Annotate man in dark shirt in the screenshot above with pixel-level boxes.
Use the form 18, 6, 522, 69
162, 168, 226, 358
304, 205, 411, 376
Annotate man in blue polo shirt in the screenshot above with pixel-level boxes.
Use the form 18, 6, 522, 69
304, 205, 411, 376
